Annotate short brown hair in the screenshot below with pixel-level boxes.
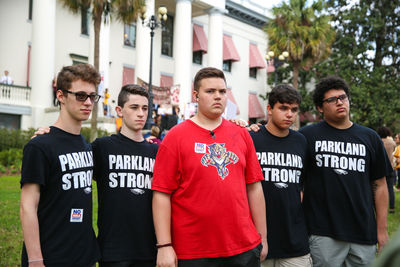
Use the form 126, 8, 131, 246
151, 125, 161, 138
118, 84, 149, 107
56, 64, 100, 92
193, 67, 226, 92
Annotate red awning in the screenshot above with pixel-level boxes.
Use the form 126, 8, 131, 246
122, 66, 135, 86
193, 24, 208, 53
227, 89, 240, 115
249, 43, 266, 69
248, 93, 265, 118
160, 75, 173, 87
223, 35, 240, 61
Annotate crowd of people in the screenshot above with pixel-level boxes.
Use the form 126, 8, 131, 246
19, 63, 399, 267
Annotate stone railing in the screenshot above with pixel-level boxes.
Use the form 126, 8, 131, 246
0, 83, 31, 105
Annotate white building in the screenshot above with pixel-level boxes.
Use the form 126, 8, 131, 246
0, 0, 273, 131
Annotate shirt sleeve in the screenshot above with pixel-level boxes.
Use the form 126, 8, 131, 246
152, 140, 180, 193
21, 143, 49, 187
243, 130, 264, 184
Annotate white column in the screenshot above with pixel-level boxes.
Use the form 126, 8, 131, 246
30, 0, 55, 127
135, 0, 154, 84
173, 0, 193, 111
88, 13, 95, 66
207, 8, 224, 69
99, 15, 110, 91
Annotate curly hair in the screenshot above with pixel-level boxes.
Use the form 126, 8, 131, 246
56, 64, 100, 92
313, 76, 350, 108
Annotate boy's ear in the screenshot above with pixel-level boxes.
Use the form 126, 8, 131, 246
115, 106, 123, 117
57, 90, 65, 104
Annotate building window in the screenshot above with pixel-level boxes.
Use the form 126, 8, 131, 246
162, 15, 174, 57
124, 23, 136, 47
249, 67, 257, 78
223, 60, 232, 72
81, 7, 90, 35
70, 53, 88, 65
193, 51, 203, 65
28, 0, 33, 20
0, 113, 21, 130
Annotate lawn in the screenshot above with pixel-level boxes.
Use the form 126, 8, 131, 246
1, 175, 400, 266
0, 176, 98, 267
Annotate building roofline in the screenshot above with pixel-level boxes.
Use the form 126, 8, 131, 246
225, 0, 270, 29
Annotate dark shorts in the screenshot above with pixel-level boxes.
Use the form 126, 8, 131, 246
99, 259, 156, 267
178, 243, 262, 267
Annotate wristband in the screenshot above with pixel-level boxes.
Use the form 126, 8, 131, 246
156, 243, 172, 249
28, 259, 43, 263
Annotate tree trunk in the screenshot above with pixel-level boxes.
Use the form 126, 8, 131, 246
292, 61, 300, 129
90, 8, 102, 142
292, 61, 300, 90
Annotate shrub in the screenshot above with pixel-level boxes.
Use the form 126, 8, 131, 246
0, 128, 36, 151
0, 148, 23, 171
80, 127, 111, 142
0, 164, 6, 173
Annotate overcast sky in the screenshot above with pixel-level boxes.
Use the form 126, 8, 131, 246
252, 0, 285, 9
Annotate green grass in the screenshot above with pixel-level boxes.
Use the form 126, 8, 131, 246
0, 176, 98, 267
1, 175, 400, 266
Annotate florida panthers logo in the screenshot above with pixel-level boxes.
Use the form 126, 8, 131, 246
201, 143, 238, 179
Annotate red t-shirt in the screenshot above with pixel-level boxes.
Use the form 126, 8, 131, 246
152, 119, 263, 259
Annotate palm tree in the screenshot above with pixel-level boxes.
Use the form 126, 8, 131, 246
60, 0, 145, 141
265, 0, 335, 90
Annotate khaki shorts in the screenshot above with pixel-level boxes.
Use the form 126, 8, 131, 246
261, 253, 312, 267
309, 235, 376, 267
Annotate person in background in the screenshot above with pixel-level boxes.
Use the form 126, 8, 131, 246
1, 70, 13, 98
1, 70, 13, 84
52, 76, 57, 106
377, 126, 397, 214
146, 125, 162, 145
103, 88, 111, 117
394, 133, 400, 191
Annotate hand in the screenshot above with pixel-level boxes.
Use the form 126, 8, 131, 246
229, 119, 248, 128
248, 124, 261, 132
31, 127, 51, 139
260, 238, 268, 261
156, 246, 177, 267
377, 228, 389, 253
145, 136, 155, 144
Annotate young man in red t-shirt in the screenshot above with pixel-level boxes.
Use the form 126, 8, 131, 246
152, 67, 267, 267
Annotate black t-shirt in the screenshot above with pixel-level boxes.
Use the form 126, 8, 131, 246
251, 127, 309, 259
92, 133, 158, 262
299, 121, 392, 245
20, 126, 99, 267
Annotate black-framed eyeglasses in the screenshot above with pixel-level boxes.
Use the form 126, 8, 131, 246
62, 90, 101, 103
323, 94, 348, 105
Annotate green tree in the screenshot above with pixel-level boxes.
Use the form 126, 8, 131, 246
265, 0, 335, 90
60, 0, 145, 141
315, 0, 400, 132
